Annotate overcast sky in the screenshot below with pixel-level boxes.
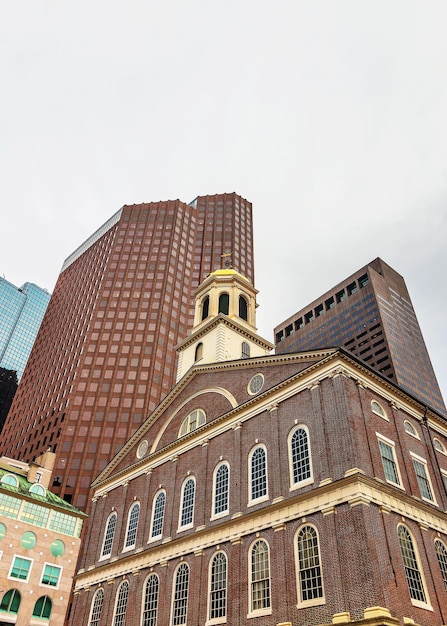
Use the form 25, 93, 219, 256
2, 1, 447, 403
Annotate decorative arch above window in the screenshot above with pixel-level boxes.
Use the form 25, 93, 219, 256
201, 295, 210, 321
241, 341, 251, 359
178, 409, 206, 438
371, 400, 388, 420
194, 342, 203, 362
239, 295, 248, 320
218, 293, 229, 315
1, 473, 19, 488
404, 420, 419, 439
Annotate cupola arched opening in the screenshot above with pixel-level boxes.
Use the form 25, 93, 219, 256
239, 295, 248, 320
201, 296, 210, 321
219, 293, 229, 315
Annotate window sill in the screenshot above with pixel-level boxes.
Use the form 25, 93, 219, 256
247, 608, 272, 618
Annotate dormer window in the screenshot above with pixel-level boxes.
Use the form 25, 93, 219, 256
29, 484, 46, 496
201, 296, 210, 321
218, 293, 229, 315
239, 295, 248, 320
1, 474, 19, 488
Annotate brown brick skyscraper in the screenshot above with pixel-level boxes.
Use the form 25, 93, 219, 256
0, 193, 254, 510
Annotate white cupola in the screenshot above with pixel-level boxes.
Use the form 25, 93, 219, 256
175, 262, 273, 381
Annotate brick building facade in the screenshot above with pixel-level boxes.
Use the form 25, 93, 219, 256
70, 270, 447, 626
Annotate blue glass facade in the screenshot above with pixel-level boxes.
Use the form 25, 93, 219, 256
0, 279, 50, 380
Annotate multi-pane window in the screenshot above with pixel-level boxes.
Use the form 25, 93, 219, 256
124, 502, 140, 549
412, 457, 434, 502
89, 589, 104, 626
397, 525, 427, 604
142, 574, 159, 626
435, 540, 447, 591
209, 552, 227, 620
41, 564, 62, 587
113, 581, 129, 626
180, 478, 195, 528
378, 438, 401, 485
179, 409, 206, 437
0, 589, 21, 614
250, 540, 271, 612
101, 512, 117, 558
250, 446, 267, 502
32, 596, 52, 619
9, 556, 32, 581
290, 427, 312, 486
213, 463, 229, 516
297, 525, 324, 603
172, 563, 189, 625
151, 491, 166, 539
241, 341, 250, 359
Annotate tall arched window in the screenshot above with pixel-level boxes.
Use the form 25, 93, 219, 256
296, 525, 324, 604
0, 589, 21, 615
179, 478, 195, 528
289, 426, 312, 487
124, 502, 140, 549
150, 490, 166, 540
397, 525, 428, 605
194, 343, 203, 362
201, 295, 210, 321
209, 552, 227, 620
218, 293, 229, 315
213, 462, 229, 517
32, 596, 52, 620
241, 341, 250, 359
249, 445, 267, 503
171, 563, 190, 626
250, 540, 271, 613
113, 580, 129, 626
88, 588, 104, 626
435, 539, 447, 591
142, 574, 160, 626
239, 295, 248, 320
101, 512, 117, 558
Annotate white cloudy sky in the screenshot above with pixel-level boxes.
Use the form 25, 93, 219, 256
1, 1, 447, 402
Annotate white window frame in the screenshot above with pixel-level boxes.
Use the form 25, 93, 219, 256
288, 424, 313, 491
100, 511, 117, 560
294, 524, 325, 608
171, 562, 190, 626
40, 562, 62, 589
410, 452, 437, 504
247, 539, 272, 617
211, 462, 230, 520
88, 588, 105, 626
8, 555, 33, 583
433, 438, 447, 455
206, 551, 228, 625
141, 573, 160, 626
248, 445, 268, 506
376, 433, 404, 488
178, 477, 196, 531
371, 400, 388, 420
404, 420, 420, 439
149, 489, 166, 541
397, 524, 432, 611
123, 501, 140, 552
112, 580, 129, 626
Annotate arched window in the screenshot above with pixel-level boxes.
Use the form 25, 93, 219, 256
1, 473, 19, 487
289, 426, 312, 487
88, 588, 104, 626
201, 296, 210, 321
397, 525, 428, 605
150, 490, 166, 540
179, 478, 195, 528
101, 512, 117, 558
124, 502, 140, 549
0, 589, 21, 614
249, 446, 267, 503
209, 552, 227, 620
213, 462, 229, 517
435, 539, 447, 591
194, 342, 203, 362
241, 341, 250, 359
296, 525, 324, 604
371, 400, 387, 419
239, 295, 248, 320
218, 293, 229, 315
178, 409, 206, 437
171, 563, 189, 625
404, 421, 419, 438
142, 574, 159, 626
113, 580, 129, 626
250, 540, 271, 612
434, 438, 447, 454
32, 596, 52, 620
29, 483, 46, 496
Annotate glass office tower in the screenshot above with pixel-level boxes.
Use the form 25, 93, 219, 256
0, 278, 50, 380
0, 193, 254, 510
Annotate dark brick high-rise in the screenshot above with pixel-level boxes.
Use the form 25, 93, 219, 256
274, 258, 446, 416
0, 193, 254, 510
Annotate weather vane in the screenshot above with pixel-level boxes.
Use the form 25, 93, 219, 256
221, 253, 232, 269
